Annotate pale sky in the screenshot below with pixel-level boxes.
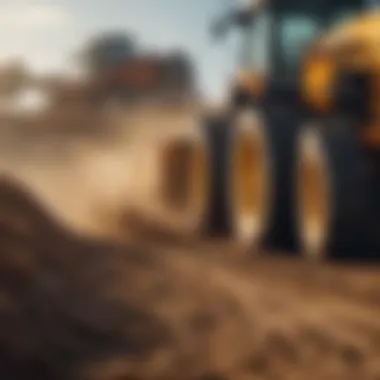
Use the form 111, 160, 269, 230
0, 0, 240, 100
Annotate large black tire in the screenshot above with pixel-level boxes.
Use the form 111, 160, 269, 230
200, 115, 232, 237
225, 105, 300, 251
295, 118, 378, 260
260, 105, 300, 251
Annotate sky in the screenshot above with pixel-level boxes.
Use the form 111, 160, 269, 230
0, 0, 240, 100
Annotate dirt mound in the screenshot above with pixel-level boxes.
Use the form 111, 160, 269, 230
0, 176, 260, 380
2, 174, 380, 380
0, 176, 173, 379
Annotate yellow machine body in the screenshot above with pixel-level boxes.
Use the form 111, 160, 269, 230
302, 9, 380, 146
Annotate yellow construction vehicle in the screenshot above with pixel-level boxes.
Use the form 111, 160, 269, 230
165, 0, 380, 259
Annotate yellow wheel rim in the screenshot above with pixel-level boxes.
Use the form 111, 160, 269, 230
230, 111, 269, 243
161, 137, 208, 226
297, 128, 330, 259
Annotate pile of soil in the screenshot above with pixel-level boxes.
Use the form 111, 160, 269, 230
1, 176, 380, 380
0, 176, 256, 380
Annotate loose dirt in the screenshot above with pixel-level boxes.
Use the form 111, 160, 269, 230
1, 104, 380, 380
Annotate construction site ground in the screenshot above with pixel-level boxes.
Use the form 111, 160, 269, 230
1, 103, 380, 380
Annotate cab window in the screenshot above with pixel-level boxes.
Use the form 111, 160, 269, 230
278, 14, 321, 71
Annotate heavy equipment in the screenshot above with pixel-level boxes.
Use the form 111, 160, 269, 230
165, 0, 380, 260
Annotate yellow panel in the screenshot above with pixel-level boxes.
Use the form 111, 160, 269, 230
301, 55, 335, 113
234, 70, 265, 97
302, 9, 380, 123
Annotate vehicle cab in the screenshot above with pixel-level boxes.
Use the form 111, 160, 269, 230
215, 0, 369, 107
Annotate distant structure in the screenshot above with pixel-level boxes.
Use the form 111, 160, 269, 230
79, 31, 138, 74
17, 31, 198, 111
71, 31, 197, 106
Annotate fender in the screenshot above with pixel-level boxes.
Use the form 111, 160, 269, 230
302, 10, 380, 146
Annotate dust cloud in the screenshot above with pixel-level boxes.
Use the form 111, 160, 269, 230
0, 101, 200, 240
